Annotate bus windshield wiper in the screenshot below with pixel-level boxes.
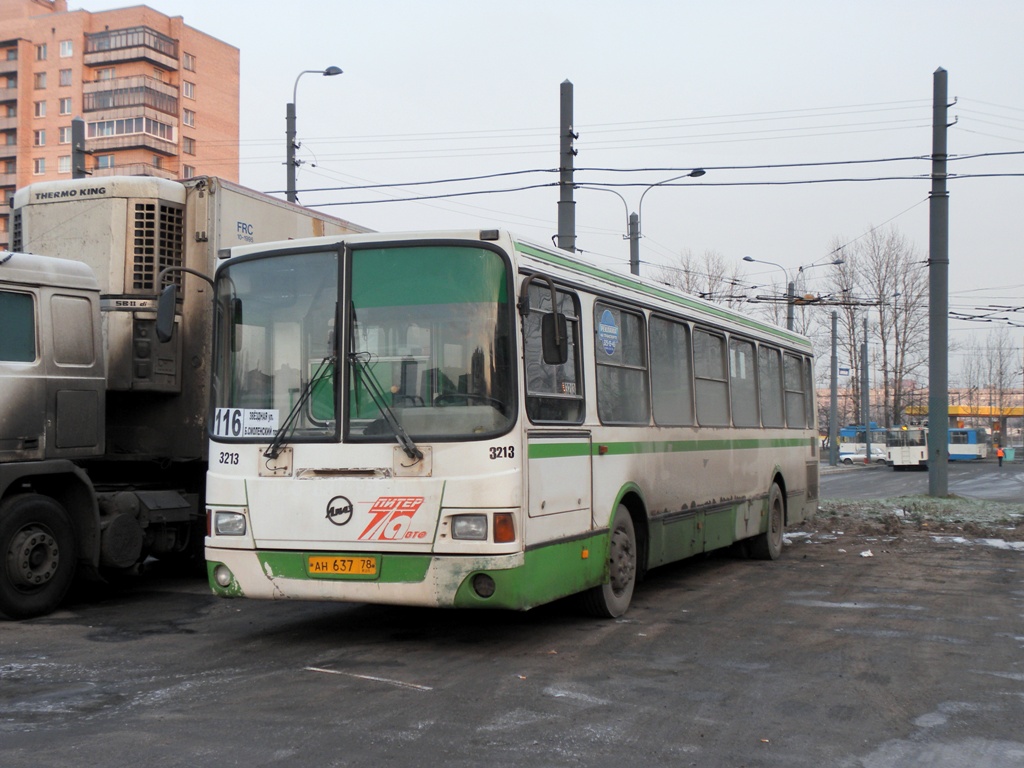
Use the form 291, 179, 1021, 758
264, 355, 335, 460
348, 351, 423, 462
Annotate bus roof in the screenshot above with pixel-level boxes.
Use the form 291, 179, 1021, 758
221, 228, 814, 351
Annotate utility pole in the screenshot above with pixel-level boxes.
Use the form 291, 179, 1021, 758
862, 317, 871, 463
556, 79, 576, 252
786, 281, 796, 331
71, 117, 90, 179
830, 311, 839, 466
628, 212, 639, 275
928, 67, 950, 496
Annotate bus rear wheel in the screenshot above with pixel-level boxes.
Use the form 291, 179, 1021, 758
0, 495, 77, 620
749, 484, 784, 561
582, 504, 636, 618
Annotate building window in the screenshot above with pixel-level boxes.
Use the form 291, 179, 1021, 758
182, 136, 195, 155
59, 97, 72, 115
36, 44, 47, 61
96, 155, 114, 169
34, 101, 46, 117
182, 164, 195, 179
5, 104, 15, 117
182, 108, 195, 127
4, 132, 16, 146
95, 67, 115, 81
183, 81, 195, 100
152, 155, 162, 169
58, 155, 71, 174
34, 158, 46, 175
33, 130, 45, 147
5, 48, 17, 61
60, 40, 73, 58
34, 72, 47, 89
59, 126, 71, 144
183, 52, 196, 71
60, 69, 72, 86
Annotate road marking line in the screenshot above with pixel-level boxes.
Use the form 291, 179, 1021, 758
304, 666, 433, 691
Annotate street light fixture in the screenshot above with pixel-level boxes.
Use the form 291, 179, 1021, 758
286, 66, 343, 203
742, 255, 843, 331
578, 168, 705, 277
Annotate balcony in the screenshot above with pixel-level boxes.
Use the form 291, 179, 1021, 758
87, 132, 177, 156
0, 115, 15, 131
0, 172, 15, 187
0, 86, 17, 103
83, 75, 178, 115
0, 59, 18, 75
84, 27, 178, 71
90, 163, 177, 180
0, 144, 16, 159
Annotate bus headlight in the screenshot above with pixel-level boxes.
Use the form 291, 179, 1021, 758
451, 514, 487, 541
214, 511, 247, 536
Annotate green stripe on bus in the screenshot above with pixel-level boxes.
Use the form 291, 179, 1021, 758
514, 240, 809, 348
528, 437, 809, 459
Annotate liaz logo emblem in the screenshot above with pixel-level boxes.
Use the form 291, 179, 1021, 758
325, 496, 353, 526
359, 496, 427, 540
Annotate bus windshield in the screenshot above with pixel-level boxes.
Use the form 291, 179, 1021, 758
211, 243, 514, 444
211, 249, 340, 442
347, 244, 513, 439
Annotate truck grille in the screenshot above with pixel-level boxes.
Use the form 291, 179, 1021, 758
131, 201, 184, 292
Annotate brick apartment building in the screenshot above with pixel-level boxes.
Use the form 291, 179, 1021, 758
0, 0, 239, 248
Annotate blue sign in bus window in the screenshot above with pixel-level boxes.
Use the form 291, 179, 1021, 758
598, 309, 619, 355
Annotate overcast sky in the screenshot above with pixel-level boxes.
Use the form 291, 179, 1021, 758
75, 1, 1024, 365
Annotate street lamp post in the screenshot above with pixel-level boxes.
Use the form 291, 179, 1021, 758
742, 256, 843, 331
578, 168, 705, 277
743, 256, 795, 330
286, 66, 343, 203
633, 168, 705, 276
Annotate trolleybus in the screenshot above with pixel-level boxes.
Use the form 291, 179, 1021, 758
173, 230, 819, 617
948, 427, 989, 460
886, 426, 929, 470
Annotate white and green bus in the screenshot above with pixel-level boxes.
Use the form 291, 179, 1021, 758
190, 229, 818, 617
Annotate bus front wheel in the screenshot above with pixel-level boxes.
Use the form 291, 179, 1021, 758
749, 484, 784, 561
582, 504, 636, 618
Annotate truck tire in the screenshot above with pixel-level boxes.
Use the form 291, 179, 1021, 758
0, 494, 77, 620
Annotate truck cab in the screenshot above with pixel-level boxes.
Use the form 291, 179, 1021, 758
0, 251, 105, 618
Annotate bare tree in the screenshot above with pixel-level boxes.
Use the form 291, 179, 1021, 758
652, 249, 750, 311
818, 226, 927, 427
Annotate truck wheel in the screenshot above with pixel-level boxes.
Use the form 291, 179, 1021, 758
581, 504, 637, 618
0, 495, 77, 620
749, 484, 785, 561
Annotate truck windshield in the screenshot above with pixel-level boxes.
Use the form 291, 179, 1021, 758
347, 243, 514, 439
210, 242, 514, 443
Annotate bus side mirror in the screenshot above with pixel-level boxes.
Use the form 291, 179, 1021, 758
155, 284, 178, 343
541, 312, 568, 365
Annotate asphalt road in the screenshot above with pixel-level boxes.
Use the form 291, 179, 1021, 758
2, 460, 1023, 767
821, 456, 1024, 503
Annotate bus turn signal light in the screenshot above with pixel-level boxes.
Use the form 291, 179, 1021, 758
493, 513, 515, 543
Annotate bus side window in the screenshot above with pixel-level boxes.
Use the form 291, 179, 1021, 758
524, 286, 583, 423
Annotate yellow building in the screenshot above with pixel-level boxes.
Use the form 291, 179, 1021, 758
1, 0, 239, 247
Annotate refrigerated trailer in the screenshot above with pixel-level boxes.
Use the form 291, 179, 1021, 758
0, 176, 369, 618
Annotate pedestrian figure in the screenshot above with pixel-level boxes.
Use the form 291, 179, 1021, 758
996, 446, 1004, 467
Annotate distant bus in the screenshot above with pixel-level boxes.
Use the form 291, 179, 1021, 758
886, 426, 928, 470
838, 423, 887, 463
948, 428, 988, 461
